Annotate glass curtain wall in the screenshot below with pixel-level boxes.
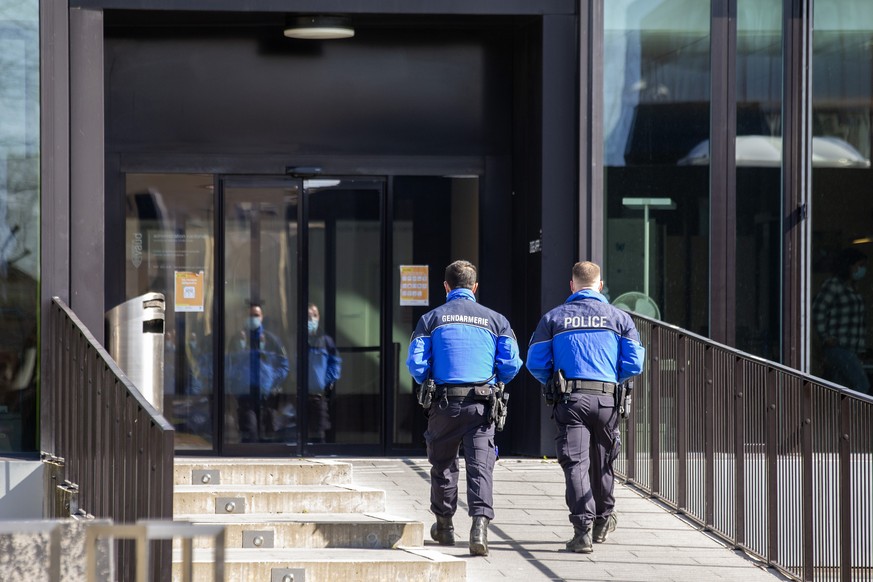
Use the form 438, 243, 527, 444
810, 2, 873, 396
0, 1, 39, 452
603, 1, 711, 334
735, 2, 783, 360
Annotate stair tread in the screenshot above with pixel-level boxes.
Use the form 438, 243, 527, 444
176, 547, 463, 563
174, 458, 350, 467
175, 484, 380, 492
174, 512, 417, 523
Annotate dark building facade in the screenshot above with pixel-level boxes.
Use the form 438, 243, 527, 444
0, 0, 867, 457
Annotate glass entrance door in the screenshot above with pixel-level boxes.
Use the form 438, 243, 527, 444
304, 179, 383, 452
220, 176, 385, 454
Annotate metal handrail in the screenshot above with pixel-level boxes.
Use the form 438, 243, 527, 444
85, 521, 225, 582
618, 312, 873, 582
45, 297, 175, 581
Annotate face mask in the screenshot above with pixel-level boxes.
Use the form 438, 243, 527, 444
308, 319, 319, 335
246, 316, 262, 331
852, 266, 867, 281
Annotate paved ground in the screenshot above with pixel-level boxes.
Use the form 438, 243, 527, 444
344, 456, 792, 582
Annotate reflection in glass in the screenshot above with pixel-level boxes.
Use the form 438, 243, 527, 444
734, 1, 782, 360
223, 183, 298, 445
810, 2, 873, 394
603, 1, 711, 333
0, 0, 38, 452
125, 174, 215, 450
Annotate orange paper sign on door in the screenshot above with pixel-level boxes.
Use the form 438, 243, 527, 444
175, 271, 205, 312
399, 265, 429, 306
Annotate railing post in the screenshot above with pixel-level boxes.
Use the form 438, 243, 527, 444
801, 380, 813, 581
734, 356, 745, 548
677, 335, 687, 512
766, 366, 779, 566
650, 325, 661, 496
838, 394, 851, 582
626, 384, 636, 484
704, 345, 714, 529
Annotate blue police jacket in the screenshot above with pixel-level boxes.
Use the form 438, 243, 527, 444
406, 288, 523, 385
225, 326, 290, 396
309, 334, 342, 394
526, 289, 645, 385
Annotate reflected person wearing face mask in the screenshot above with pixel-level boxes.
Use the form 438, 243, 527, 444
225, 302, 290, 442
812, 248, 871, 395
307, 303, 342, 443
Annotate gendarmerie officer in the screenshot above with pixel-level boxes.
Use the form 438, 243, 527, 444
407, 260, 522, 556
526, 261, 645, 553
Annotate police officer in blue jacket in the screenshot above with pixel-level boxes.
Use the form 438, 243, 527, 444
407, 260, 522, 556
307, 303, 342, 443
526, 261, 645, 553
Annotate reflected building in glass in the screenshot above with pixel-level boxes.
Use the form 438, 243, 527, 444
0, 0, 39, 453
600, 0, 871, 394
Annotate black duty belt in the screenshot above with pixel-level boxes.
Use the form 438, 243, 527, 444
566, 380, 616, 394
439, 385, 492, 399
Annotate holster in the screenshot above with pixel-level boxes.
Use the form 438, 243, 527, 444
417, 378, 436, 409
542, 369, 567, 406
488, 382, 509, 431
614, 381, 625, 411
616, 378, 633, 418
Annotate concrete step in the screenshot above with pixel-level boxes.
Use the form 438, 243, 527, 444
172, 547, 466, 582
174, 512, 424, 549
174, 484, 386, 515
174, 458, 352, 486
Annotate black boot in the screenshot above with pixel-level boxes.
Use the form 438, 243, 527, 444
469, 516, 490, 556
565, 525, 593, 553
430, 514, 455, 546
593, 513, 617, 543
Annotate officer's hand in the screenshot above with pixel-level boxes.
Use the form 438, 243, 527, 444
621, 395, 632, 419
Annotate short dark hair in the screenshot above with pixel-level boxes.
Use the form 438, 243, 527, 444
445, 260, 478, 289
834, 248, 867, 279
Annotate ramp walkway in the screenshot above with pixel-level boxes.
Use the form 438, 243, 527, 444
347, 457, 793, 582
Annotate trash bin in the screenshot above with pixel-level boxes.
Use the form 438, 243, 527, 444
106, 292, 165, 414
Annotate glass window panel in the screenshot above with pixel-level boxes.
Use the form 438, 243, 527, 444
603, 1, 711, 333
0, 0, 39, 452
391, 176, 479, 447
125, 174, 216, 450
735, 1, 783, 360
811, 1, 873, 395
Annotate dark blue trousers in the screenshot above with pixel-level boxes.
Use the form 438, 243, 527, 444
554, 392, 621, 528
425, 398, 496, 519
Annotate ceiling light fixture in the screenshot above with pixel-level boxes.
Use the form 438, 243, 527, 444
284, 15, 354, 40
